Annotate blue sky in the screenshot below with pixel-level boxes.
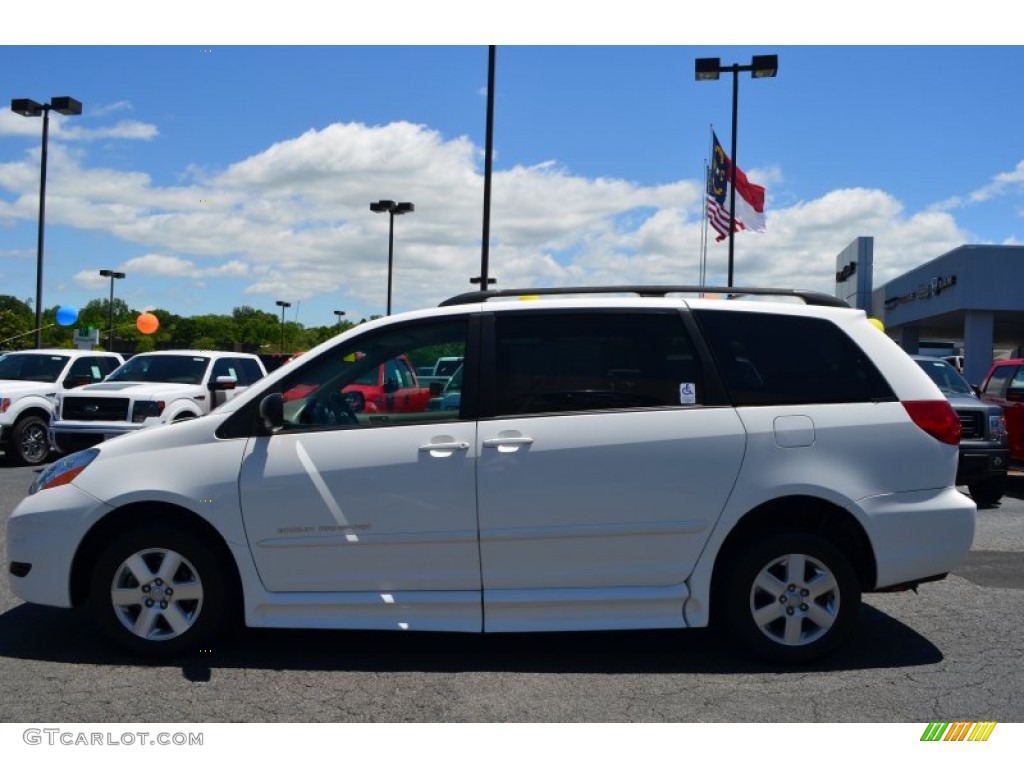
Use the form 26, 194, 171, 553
1, 9, 1021, 328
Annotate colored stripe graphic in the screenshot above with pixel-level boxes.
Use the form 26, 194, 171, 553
921, 722, 996, 741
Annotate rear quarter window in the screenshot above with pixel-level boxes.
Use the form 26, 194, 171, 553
693, 310, 895, 406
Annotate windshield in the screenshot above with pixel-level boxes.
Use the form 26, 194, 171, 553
106, 355, 210, 385
915, 358, 974, 396
0, 353, 69, 383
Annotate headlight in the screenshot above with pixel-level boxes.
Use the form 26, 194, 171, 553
29, 448, 100, 495
131, 400, 165, 422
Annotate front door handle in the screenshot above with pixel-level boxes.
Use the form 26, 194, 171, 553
419, 440, 470, 457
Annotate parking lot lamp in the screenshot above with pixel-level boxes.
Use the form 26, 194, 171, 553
370, 200, 414, 315
276, 300, 291, 353
99, 269, 126, 351
694, 55, 777, 287
10, 96, 83, 347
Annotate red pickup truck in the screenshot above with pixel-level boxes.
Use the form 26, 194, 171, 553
343, 354, 433, 413
282, 354, 432, 414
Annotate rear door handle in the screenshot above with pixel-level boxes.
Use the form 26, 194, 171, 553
482, 436, 534, 447
419, 441, 470, 453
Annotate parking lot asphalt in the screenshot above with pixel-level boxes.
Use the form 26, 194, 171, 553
1, 455, 1023, 722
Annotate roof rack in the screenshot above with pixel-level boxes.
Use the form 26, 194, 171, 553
440, 285, 849, 308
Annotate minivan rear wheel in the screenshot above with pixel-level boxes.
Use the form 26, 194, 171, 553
724, 533, 861, 664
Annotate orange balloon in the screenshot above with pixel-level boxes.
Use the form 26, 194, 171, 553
136, 312, 160, 334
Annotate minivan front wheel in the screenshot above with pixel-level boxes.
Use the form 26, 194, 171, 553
725, 533, 861, 664
89, 527, 230, 657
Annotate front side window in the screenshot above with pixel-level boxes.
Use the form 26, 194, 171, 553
66, 357, 108, 385
982, 364, 1016, 398
275, 318, 468, 429
212, 358, 242, 384
492, 311, 701, 417
693, 310, 895, 406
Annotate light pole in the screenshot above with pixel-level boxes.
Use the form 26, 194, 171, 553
470, 276, 496, 288
370, 200, 414, 315
333, 310, 346, 330
99, 269, 126, 351
11, 96, 83, 348
695, 55, 777, 287
276, 300, 291, 353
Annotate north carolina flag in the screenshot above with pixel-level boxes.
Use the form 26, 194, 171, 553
706, 132, 766, 241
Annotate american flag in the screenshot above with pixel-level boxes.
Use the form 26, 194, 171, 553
706, 132, 765, 241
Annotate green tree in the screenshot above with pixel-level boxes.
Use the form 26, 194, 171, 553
0, 295, 33, 350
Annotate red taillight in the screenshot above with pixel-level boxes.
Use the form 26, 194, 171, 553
903, 400, 961, 445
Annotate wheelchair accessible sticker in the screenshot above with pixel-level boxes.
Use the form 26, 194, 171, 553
679, 382, 696, 404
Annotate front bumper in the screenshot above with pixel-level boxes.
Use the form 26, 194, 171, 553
956, 445, 1009, 486
49, 421, 144, 452
6, 483, 110, 608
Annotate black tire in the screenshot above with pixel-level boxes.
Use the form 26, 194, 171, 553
88, 526, 232, 657
10, 414, 51, 465
968, 476, 1005, 508
724, 533, 861, 665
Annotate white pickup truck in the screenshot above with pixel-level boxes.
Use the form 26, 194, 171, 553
0, 349, 124, 465
49, 350, 266, 454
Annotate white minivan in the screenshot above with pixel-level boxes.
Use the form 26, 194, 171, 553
6, 286, 975, 663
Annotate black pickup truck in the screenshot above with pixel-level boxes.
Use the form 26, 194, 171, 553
913, 355, 1009, 506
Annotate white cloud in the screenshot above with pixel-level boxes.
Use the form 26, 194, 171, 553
62, 120, 159, 141
0, 118, 1004, 316
933, 160, 1024, 211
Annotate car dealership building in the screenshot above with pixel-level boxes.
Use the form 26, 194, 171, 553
834, 238, 1024, 385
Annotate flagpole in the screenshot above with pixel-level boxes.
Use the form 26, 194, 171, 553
700, 124, 714, 294
700, 157, 708, 292
728, 68, 740, 287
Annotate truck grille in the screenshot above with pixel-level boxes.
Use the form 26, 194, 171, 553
61, 397, 130, 421
957, 411, 983, 440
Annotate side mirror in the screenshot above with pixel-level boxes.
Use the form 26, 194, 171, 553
211, 375, 238, 391
65, 375, 94, 389
259, 393, 284, 432
429, 381, 444, 395
342, 390, 365, 413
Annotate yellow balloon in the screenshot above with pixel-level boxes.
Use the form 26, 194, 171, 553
868, 317, 885, 332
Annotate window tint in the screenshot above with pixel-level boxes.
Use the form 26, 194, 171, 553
1010, 367, 1024, 389
915, 358, 973, 396
212, 358, 242, 384
276, 318, 467, 429
493, 311, 701, 416
107, 355, 210, 385
239, 358, 265, 384
67, 357, 107, 384
694, 310, 894, 406
0, 353, 68, 383
982, 364, 1016, 398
